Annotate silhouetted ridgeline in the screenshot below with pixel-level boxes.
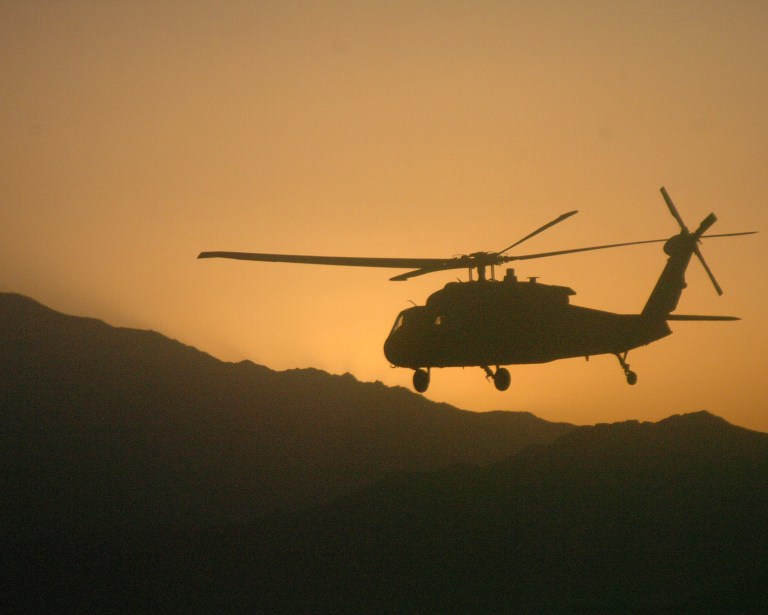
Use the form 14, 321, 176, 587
0, 292, 571, 535
2, 292, 767, 612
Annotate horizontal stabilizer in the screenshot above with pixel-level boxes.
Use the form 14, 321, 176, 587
665, 314, 740, 321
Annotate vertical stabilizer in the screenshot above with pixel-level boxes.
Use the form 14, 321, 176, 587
642, 234, 696, 317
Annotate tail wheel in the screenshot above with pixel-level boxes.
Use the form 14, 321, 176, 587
615, 352, 637, 386
413, 368, 430, 393
493, 367, 511, 391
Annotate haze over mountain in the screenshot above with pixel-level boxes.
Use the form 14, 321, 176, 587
2, 292, 766, 612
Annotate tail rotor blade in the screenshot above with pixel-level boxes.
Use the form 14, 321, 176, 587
660, 186, 688, 232
693, 246, 723, 295
694, 213, 723, 294
694, 213, 717, 239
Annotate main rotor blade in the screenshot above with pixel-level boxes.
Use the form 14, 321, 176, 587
660, 186, 689, 232
666, 314, 740, 321
497, 210, 578, 254
198, 251, 447, 270
390, 265, 459, 282
199, 231, 756, 280
700, 231, 758, 239
502, 237, 671, 261
501, 230, 757, 263
389, 253, 496, 281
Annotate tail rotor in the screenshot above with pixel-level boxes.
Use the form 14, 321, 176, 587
660, 186, 723, 295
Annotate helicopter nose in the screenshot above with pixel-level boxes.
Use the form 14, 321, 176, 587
383, 334, 397, 364
384, 333, 407, 367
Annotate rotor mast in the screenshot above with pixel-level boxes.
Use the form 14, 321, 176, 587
467, 252, 496, 281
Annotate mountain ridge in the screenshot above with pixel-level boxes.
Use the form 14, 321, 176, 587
4, 291, 767, 611
0, 290, 573, 537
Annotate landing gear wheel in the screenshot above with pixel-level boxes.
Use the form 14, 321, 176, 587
493, 367, 511, 391
413, 368, 430, 393
615, 352, 638, 386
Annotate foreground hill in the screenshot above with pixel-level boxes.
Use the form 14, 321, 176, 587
249, 410, 767, 611
11, 411, 767, 612
96, 412, 765, 613
0, 291, 572, 540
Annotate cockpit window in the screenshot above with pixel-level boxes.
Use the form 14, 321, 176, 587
391, 314, 405, 333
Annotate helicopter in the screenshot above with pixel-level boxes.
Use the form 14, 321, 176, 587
199, 187, 756, 393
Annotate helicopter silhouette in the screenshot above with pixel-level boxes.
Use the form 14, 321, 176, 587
199, 187, 756, 393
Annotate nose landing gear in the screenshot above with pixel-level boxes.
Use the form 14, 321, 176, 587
616, 352, 638, 385
413, 368, 430, 393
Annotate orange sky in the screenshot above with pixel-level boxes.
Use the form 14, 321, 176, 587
2, 2, 767, 430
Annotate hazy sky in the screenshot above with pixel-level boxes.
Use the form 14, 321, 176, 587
3, 1, 767, 430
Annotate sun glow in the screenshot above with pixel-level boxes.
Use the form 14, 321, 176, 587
2, 1, 766, 430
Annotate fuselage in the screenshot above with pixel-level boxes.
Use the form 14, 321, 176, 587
383, 275, 671, 369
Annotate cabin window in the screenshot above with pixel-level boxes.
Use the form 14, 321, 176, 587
435, 316, 442, 326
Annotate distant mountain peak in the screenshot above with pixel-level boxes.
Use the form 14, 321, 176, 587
659, 409, 729, 428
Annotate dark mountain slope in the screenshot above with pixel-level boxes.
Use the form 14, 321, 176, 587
15, 410, 766, 612
0, 292, 572, 540
226, 411, 768, 612
3, 293, 766, 611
